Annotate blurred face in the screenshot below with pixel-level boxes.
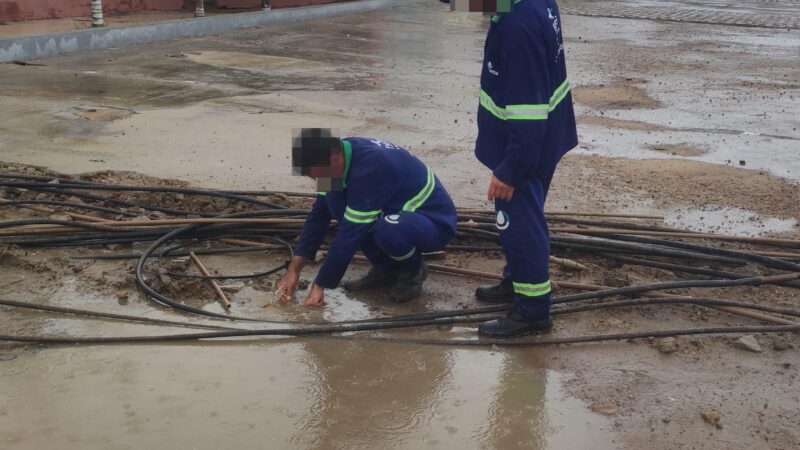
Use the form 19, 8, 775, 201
305, 149, 345, 192
450, 0, 512, 14
291, 128, 345, 192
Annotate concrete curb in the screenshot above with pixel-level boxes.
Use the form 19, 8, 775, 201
0, 0, 413, 63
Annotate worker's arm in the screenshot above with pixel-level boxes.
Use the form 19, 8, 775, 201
491, 22, 551, 190
293, 195, 332, 261
313, 211, 379, 289
277, 195, 331, 302
307, 162, 392, 306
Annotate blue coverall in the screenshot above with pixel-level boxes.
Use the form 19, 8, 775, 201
293, 137, 457, 289
475, 0, 578, 319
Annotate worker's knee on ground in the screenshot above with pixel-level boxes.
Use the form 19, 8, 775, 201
372, 214, 415, 257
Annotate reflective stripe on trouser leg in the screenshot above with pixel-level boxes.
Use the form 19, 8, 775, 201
512, 280, 552, 297
494, 174, 553, 320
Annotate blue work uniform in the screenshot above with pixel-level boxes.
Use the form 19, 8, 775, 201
475, 0, 578, 319
293, 137, 457, 289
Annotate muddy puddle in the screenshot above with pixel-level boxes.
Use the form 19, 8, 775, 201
0, 218, 621, 449
0, 340, 616, 450
0, 237, 618, 449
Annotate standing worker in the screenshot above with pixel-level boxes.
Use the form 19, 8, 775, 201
459, 0, 578, 337
277, 129, 457, 307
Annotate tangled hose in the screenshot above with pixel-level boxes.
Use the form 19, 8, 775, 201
1, 324, 798, 346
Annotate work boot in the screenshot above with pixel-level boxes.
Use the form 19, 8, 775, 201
475, 277, 514, 303
390, 262, 428, 303
342, 266, 399, 291
478, 311, 552, 339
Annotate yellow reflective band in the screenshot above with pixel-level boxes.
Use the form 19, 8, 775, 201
506, 103, 549, 120
317, 192, 327, 196
479, 79, 571, 121
390, 246, 417, 261
512, 280, 552, 297
479, 89, 507, 120
402, 165, 435, 212
548, 79, 570, 111
344, 206, 381, 224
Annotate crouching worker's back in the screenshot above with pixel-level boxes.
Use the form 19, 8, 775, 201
276, 128, 457, 307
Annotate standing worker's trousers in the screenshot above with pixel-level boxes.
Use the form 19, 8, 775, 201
495, 170, 556, 320
361, 212, 453, 273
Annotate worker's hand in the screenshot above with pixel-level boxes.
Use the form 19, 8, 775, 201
487, 175, 514, 202
276, 268, 301, 303
303, 284, 326, 307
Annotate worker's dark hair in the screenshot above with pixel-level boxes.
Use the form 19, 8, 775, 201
291, 128, 343, 176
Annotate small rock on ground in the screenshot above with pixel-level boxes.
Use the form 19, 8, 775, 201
656, 337, 678, 354
590, 403, 619, 415
701, 410, 722, 429
771, 335, 793, 351
733, 335, 762, 353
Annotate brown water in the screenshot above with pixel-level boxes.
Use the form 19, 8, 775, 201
0, 251, 617, 449
0, 341, 617, 449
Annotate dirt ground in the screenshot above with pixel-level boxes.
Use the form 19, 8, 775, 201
1, 1, 799, 449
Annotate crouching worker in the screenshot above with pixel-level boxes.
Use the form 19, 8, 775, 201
276, 129, 457, 307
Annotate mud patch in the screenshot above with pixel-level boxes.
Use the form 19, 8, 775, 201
186, 51, 339, 77
74, 106, 136, 122
579, 115, 671, 131
645, 143, 708, 157
573, 80, 662, 110
556, 155, 800, 226
665, 205, 797, 237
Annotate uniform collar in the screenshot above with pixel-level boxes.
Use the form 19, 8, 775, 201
342, 138, 352, 188
491, 0, 523, 23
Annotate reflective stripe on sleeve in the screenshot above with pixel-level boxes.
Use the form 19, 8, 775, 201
548, 79, 570, 111
479, 89, 508, 120
402, 165, 435, 212
343, 206, 381, 224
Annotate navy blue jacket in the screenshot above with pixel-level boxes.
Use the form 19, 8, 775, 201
475, 0, 578, 186
293, 137, 457, 288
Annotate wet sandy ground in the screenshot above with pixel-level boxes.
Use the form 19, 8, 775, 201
1, 0, 800, 448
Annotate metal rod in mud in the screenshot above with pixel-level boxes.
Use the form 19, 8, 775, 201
377, 256, 798, 326
3, 202, 109, 223
547, 227, 800, 247
2, 324, 798, 346
189, 251, 232, 311
456, 208, 665, 220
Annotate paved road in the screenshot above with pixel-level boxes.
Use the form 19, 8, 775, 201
562, 0, 800, 28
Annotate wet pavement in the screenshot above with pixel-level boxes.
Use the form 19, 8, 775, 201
2, 0, 800, 448
0, 251, 617, 449
1, 344, 616, 449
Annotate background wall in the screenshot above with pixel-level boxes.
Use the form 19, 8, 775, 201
0, 0, 352, 21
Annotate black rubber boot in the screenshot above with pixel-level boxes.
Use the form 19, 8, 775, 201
475, 277, 515, 303
342, 266, 399, 291
478, 311, 553, 339
390, 262, 428, 303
